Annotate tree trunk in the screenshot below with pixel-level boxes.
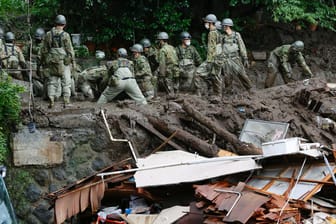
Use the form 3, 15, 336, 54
147, 116, 219, 157
182, 101, 262, 155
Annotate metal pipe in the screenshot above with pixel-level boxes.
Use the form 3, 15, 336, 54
101, 109, 138, 162
322, 153, 336, 186
214, 189, 242, 217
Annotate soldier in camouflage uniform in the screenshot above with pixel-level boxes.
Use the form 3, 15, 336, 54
78, 65, 107, 100
194, 14, 222, 98
130, 43, 154, 100
41, 14, 75, 108
1, 32, 27, 80
175, 31, 202, 92
157, 32, 180, 96
265, 40, 313, 88
97, 48, 147, 105
140, 38, 159, 96
216, 18, 252, 93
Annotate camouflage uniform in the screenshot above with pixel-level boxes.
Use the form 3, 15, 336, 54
194, 29, 222, 96
265, 44, 313, 88
215, 31, 252, 92
97, 58, 147, 105
133, 55, 154, 100
143, 46, 159, 96
158, 42, 180, 94
78, 65, 108, 99
144, 47, 159, 72
1, 43, 27, 80
41, 27, 74, 104
175, 44, 202, 91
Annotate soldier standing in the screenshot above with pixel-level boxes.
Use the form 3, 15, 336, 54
97, 48, 147, 105
130, 43, 155, 100
1, 32, 27, 80
41, 14, 75, 108
218, 18, 252, 94
157, 32, 180, 97
194, 14, 222, 99
264, 40, 313, 88
175, 31, 202, 92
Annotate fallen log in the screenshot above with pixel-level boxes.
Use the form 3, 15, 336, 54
182, 101, 262, 155
147, 116, 220, 157
134, 118, 185, 152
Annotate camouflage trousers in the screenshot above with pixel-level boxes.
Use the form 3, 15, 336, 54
179, 64, 196, 92
194, 61, 222, 96
215, 57, 252, 93
265, 52, 292, 88
47, 65, 72, 98
97, 78, 147, 105
136, 76, 155, 100
158, 65, 180, 95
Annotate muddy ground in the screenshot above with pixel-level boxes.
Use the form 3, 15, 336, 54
14, 26, 336, 223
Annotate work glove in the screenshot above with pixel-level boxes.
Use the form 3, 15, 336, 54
243, 57, 249, 69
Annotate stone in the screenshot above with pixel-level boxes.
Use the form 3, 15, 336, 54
33, 170, 49, 186
52, 167, 67, 181
91, 157, 106, 171
26, 184, 42, 203
12, 128, 63, 166
33, 202, 53, 224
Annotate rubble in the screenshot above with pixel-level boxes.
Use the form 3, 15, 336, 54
35, 77, 335, 223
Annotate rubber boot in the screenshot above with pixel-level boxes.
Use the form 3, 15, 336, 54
48, 96, 54, 109
63, 96, 72, 108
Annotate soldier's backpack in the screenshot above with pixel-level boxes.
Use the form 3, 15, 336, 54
4, 44, 19, 69
46, 30, 67, 76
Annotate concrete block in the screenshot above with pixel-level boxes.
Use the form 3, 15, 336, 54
251, 51, 267, 61
12, 128, 63, 166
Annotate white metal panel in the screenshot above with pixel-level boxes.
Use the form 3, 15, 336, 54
134, 151, 262, 187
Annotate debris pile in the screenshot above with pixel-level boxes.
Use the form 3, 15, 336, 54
42, 78, 336, 223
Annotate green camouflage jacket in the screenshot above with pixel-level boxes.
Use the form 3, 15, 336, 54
133, 55, 152, 79
108, 58, 134, 77
207, 29, 221, 62
144, 46, 159, 71
272, 44, 312, 76
41, 27, 74, 64
175, 45, 202, 67
158, 43, 178, 66
222, 31, 247, 59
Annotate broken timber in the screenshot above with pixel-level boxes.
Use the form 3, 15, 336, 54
182, 101, 262, 155
134, 118, 185, 152
147, 116, 219, 157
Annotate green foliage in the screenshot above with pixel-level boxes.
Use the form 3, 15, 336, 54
0, 0, 26, 23
0, 76, 24, 128
0, 75, 23, 163
6, 168, 33, 217
271, 0, 336, 31
0, 130, 8, 164
74, 45, 90, 58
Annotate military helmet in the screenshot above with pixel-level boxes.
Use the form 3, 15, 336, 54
157, 32, 169, 40
140, 38, 151, 48
130, 43, 143, 53
291, 40, 304, 52
215, 21, 222, 30
180, 31, 191, 40
35, 28, 45, 40
117, 48, 127, 57
222, 18, 234, 27
203, 14, 217, 23
5, 32, 15, 42
0, 27, 4, 39
55, 14, 66, 25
